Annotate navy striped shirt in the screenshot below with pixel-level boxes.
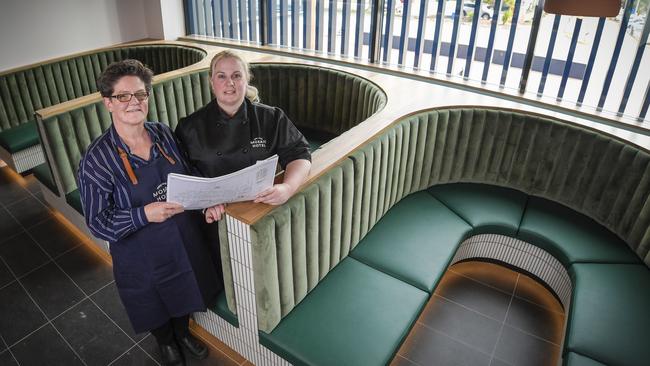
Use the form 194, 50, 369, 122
77, 122, 191, 243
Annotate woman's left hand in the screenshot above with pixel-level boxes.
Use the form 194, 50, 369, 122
254, 183, 294, 205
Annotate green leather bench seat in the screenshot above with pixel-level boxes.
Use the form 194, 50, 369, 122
349, 191, 472, 292
65, 189, 82, 214
427, 183, 528, 237
0, 120, 38, 153
518, 197, 641, 266
566, 264, 650, 366
212, 290, 238, 328
32, 163, 58, 196
259, 257, 428, 366
563, 352, 607, 366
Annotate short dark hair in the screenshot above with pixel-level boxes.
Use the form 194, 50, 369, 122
96, 59, 154, 97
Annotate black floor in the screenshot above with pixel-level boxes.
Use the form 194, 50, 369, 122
0, 167, 232, 366
393, 261, 566, 366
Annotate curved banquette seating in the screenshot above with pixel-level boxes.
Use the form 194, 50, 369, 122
247, 108, 650, 365
249, 64, 387, 147
35, 63, 386, 201
0, 42, 207, 172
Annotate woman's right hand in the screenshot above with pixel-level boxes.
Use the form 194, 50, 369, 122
144, 202, 185, 223
204, 204, 226, 223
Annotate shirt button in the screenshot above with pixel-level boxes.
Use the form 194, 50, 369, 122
216, 122, 222, 127
217, 151, 222, 156
243, 148, 248, 153
242, 120, 247, 125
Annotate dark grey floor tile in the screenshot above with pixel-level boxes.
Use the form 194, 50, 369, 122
23, 174, 41, 195
10, 324, 84, 366
435, 271, 512, 322
494, 325, 561, 366
0, 259, 15, 289
138, 334, 163, 364
505, 297, 565, 344
0, 349, 19, 366
398, 323, 491, 366
0, 207, 23, 244
110, 345, 159, 366
0, 180, 30, 207
56, 245, 114, 295
490, 357, 515, 366
0, 282, 47, 345
28, 218, 82, 258
21, 262, 85, 319
419, 295, 502, 354
5, 196, 52, 229
450, 261, 518, 295
389, 355, 419, 366
514, 275, 565, 314
91, 282, 145, 342
53, 299, 135, 366
0, 233, 50, 277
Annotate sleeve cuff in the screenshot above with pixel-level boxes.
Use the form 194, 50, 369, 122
131, 206, 149, 229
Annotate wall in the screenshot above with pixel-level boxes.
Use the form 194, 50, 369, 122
0, 0, 177, 72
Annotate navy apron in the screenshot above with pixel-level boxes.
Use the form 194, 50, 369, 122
110, 145, 220, 333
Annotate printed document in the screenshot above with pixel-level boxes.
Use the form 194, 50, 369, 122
166, 155, 278, 209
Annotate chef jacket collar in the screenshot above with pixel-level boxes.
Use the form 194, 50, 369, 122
215, 99, 249, 124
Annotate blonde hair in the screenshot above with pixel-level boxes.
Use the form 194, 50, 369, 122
210, 50, 259, 102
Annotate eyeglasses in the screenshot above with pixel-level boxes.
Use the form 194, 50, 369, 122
110, 91, 150, 103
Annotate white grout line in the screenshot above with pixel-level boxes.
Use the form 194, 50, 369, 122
488, 274, 519, 365
0, 256, 88, 366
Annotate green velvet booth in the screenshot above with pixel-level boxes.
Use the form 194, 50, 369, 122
249, 63, 387, 147
250, 108, 650, 365
36, 63, 386, 204
0, 42, 207, 173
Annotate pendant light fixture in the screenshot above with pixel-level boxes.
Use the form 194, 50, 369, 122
544, 0, 621, 17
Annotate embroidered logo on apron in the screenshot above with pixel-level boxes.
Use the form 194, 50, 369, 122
250, 137, 267, 149
153, 182, 167, 202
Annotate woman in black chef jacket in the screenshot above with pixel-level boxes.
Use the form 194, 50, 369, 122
175, 50, 312, 222
78, 60, 219, 366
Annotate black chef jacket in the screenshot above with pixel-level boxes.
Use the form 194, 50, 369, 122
175, 98, 311, 178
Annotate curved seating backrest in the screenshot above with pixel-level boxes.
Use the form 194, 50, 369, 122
251, 107, 650, 332
38, 68, 211, 196
1, 44, 206, 131
250, 64, 387, 138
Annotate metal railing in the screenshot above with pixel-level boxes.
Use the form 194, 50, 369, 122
185, 0, 650, 123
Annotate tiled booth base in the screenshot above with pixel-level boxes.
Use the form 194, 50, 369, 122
194, 215, 291, 366
197, 215, 572, 365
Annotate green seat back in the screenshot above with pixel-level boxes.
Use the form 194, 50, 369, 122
0, 44, 206, 132
250, 63, 387, 142
254, 107, 650, 332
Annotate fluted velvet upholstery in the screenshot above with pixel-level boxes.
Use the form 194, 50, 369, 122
252, 108, 650, 333
1, 44, 206, 132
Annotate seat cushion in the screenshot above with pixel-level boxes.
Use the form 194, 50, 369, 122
0, 120, 39, 153
211, 290, 238, 327
32, 163, 58, 196
566, 264, 650, 366
350, 191, 472, 292
563, 352, 606, 366
259, 257, 428, 366
518, 197, 640, 266
427, 183, 528, 236
65, 189, 83, 214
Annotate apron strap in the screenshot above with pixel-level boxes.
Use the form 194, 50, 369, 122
156, 143, 176, 165
117, 147, 139, 185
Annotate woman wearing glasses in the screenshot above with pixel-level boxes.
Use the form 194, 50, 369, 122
77, 60, 218, 366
